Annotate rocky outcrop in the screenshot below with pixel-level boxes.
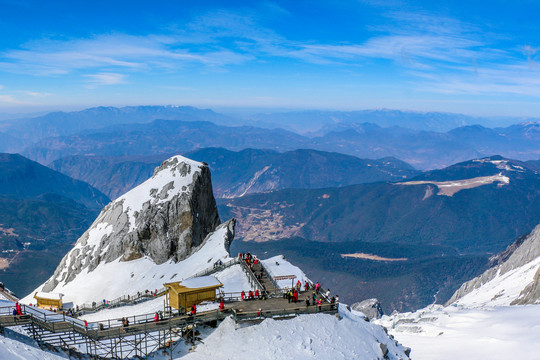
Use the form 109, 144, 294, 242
351, 298, 384, 320
447, 223, 540, 305
42, 155, 220, 292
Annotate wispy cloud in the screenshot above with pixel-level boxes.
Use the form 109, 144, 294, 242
0, 7, 537, 99
84, 72, 128, 87
0, 94, 22, 104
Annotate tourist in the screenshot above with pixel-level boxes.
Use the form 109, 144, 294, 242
241, 291, 246, 301
15, 302, 22, 315
219, 300, 225, 312
315, 282, 321, 293
154, 312, 159, 322
254, 289, 260, 299
304, 281, 310, 291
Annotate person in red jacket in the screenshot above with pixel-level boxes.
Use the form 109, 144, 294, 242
154, 312, 159, 322
219, 299, 225, 312
248, 290, 254, 300
254, 289, 260, 299
241, 291, 246, 301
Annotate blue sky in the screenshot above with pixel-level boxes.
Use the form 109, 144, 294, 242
1, 0, 539, 116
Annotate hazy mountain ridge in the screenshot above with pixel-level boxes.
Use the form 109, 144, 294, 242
245, 109, 536, 134
20, 114, 540, 169
49, 148, 418, 199
1, 105, 238, 143
23, 119, 309, 164
49, 154, 168, 200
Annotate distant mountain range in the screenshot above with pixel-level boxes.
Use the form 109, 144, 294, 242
50, 148, 419, 199
19, 117, 540, 169
247, 109, 472, 134
0, 105, 535, 169
0, 153, 110, 297
0, 105, 238, 143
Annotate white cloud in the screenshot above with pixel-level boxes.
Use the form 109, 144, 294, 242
83, 72, 127, 87
0, 94, 21, 104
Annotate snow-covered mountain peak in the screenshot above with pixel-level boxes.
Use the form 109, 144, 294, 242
116, 155, 204, 231
36, 154, 220, 295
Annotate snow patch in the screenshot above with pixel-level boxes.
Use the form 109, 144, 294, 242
397, 173, 510, 196
261, 255, 310, 289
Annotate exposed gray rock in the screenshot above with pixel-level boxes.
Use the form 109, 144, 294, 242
351, 298, 384, 320
42, 155, 220, 292
379, 342, 388, 357
511, 266, 540, 305
447, 223, 540, 305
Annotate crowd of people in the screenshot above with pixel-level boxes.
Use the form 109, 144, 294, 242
239, 252, 260, 271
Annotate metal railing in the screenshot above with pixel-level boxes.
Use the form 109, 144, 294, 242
75, 287, 167, 316
73, 257, 239, 317
232, 302, 338, 322
238, 259, 265, 292
186, 257, 239, 279
259, 261, 280, 290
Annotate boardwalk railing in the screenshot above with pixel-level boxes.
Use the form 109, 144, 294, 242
238, 259, 265, 292
186, 257, 239, 279
75, 257, 239, 316
232, 302, 337, 322
259, 262, 280, 290
76, 288, 167, 316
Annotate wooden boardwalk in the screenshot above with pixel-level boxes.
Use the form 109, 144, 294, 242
0, 255, 337, 358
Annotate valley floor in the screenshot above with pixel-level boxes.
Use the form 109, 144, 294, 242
375, 304, 540, 360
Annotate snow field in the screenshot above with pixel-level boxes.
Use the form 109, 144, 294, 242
180, 305, 409, 360
376, 305, 540, 360
261, 255, 310, 289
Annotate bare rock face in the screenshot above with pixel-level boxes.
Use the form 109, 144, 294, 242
351, 298, 384, 320
447, 223, 540, 305
42, 155, 220, 292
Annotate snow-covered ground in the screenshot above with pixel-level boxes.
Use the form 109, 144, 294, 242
176, 304, 409, 360
22, 224, 240, 306
80, 264, 251, 323
261, 255, 309, 289
454, 256, 540, 307
375, 304, 540, 360
0, 334, 67, 360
